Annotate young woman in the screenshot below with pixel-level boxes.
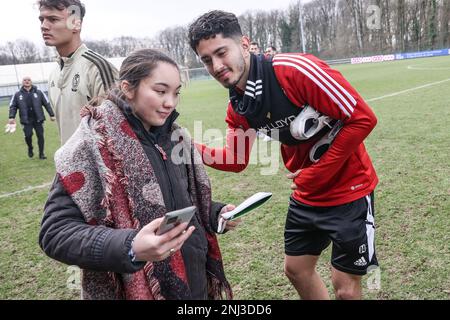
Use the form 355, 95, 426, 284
39, 49, 237, 300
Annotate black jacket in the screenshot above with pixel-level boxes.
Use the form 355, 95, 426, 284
39, 104, 225, 299
9, 86, 55, 124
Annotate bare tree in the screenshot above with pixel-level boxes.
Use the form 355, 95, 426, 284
0, 45, 15, 65
396, 0, 407, 52
440, 0, 450, 47
428, 0, 438, 49
238, 10, 281, 52
279, 11, 294, 53
111, 36, 141, 57
381, 0, 393, 52
84, 40, 112, 57
158, 26, 194, 66
239, 13, 255, 41
287, 3, 301, 52
2, 0, 450, 67
6, 40, 41, 64
346, 0, 365, 53
266, 10, 281, 49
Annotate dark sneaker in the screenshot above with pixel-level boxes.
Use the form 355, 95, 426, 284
39, 154, 47, 160
28, 149, 34, 158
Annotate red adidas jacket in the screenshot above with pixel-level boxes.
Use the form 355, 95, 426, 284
197, 53, 378, 207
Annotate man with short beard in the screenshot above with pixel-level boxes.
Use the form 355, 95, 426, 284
188, 10, 379, 300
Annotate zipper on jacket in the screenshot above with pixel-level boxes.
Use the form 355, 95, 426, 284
154, 144, 168, 160
154, 140, 177, 210
134, 117, 176, 209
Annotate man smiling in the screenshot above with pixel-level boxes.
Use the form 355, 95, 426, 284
189, 10, 379, 300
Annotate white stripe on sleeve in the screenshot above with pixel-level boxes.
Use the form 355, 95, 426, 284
42, 92, 50, 104
273, 61, 352, 117
278, 54, 357, 107
274, 55, 355, 115
9, 95, 15, 107
365, 195, 375, 262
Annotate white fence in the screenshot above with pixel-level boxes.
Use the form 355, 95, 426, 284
0, 57, 125, 99
2, 48, 448, 100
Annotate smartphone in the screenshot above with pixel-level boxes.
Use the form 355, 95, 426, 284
156, 206, 197, 235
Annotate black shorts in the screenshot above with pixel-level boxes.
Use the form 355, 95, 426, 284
284, 193, 378, 275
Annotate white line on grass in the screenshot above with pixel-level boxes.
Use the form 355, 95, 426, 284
367, 78, 450, 102
208, 77, 450, 144
407, 65, 450, 71
2, 78, 449, 199
0, 182, 52, 199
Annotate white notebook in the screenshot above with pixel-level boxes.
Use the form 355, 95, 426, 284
217, 192, 272, 233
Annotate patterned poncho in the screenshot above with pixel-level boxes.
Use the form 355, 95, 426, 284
54, 98, 232, 300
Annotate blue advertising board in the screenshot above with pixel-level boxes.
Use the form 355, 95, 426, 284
395, 49, 450, 60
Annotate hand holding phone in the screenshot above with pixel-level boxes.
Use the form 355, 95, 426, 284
156, 206, 197, 235
132, 213, 196, 262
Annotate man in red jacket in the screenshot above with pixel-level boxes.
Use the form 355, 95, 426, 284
188, 11, 379, 299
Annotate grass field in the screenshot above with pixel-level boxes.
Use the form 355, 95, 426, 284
0, 56, 449, 300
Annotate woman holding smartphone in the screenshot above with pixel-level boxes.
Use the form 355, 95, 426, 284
39, 49, 238, 300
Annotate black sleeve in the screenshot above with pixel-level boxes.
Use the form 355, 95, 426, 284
8, 94, 18, 119
39, 90, 55, 117
210, 201, 226, 234
39, 176, 145, 274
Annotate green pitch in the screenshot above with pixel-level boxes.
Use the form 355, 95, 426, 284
0, 55, 449, 299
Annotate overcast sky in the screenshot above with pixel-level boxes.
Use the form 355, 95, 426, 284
0, 0, 305, 45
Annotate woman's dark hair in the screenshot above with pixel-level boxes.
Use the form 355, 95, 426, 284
117, 49, 179, 96
37, 0, 86, 20
188, 10, 242, 54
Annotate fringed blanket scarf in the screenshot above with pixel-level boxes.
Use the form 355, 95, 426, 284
54, 99, 232, 300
